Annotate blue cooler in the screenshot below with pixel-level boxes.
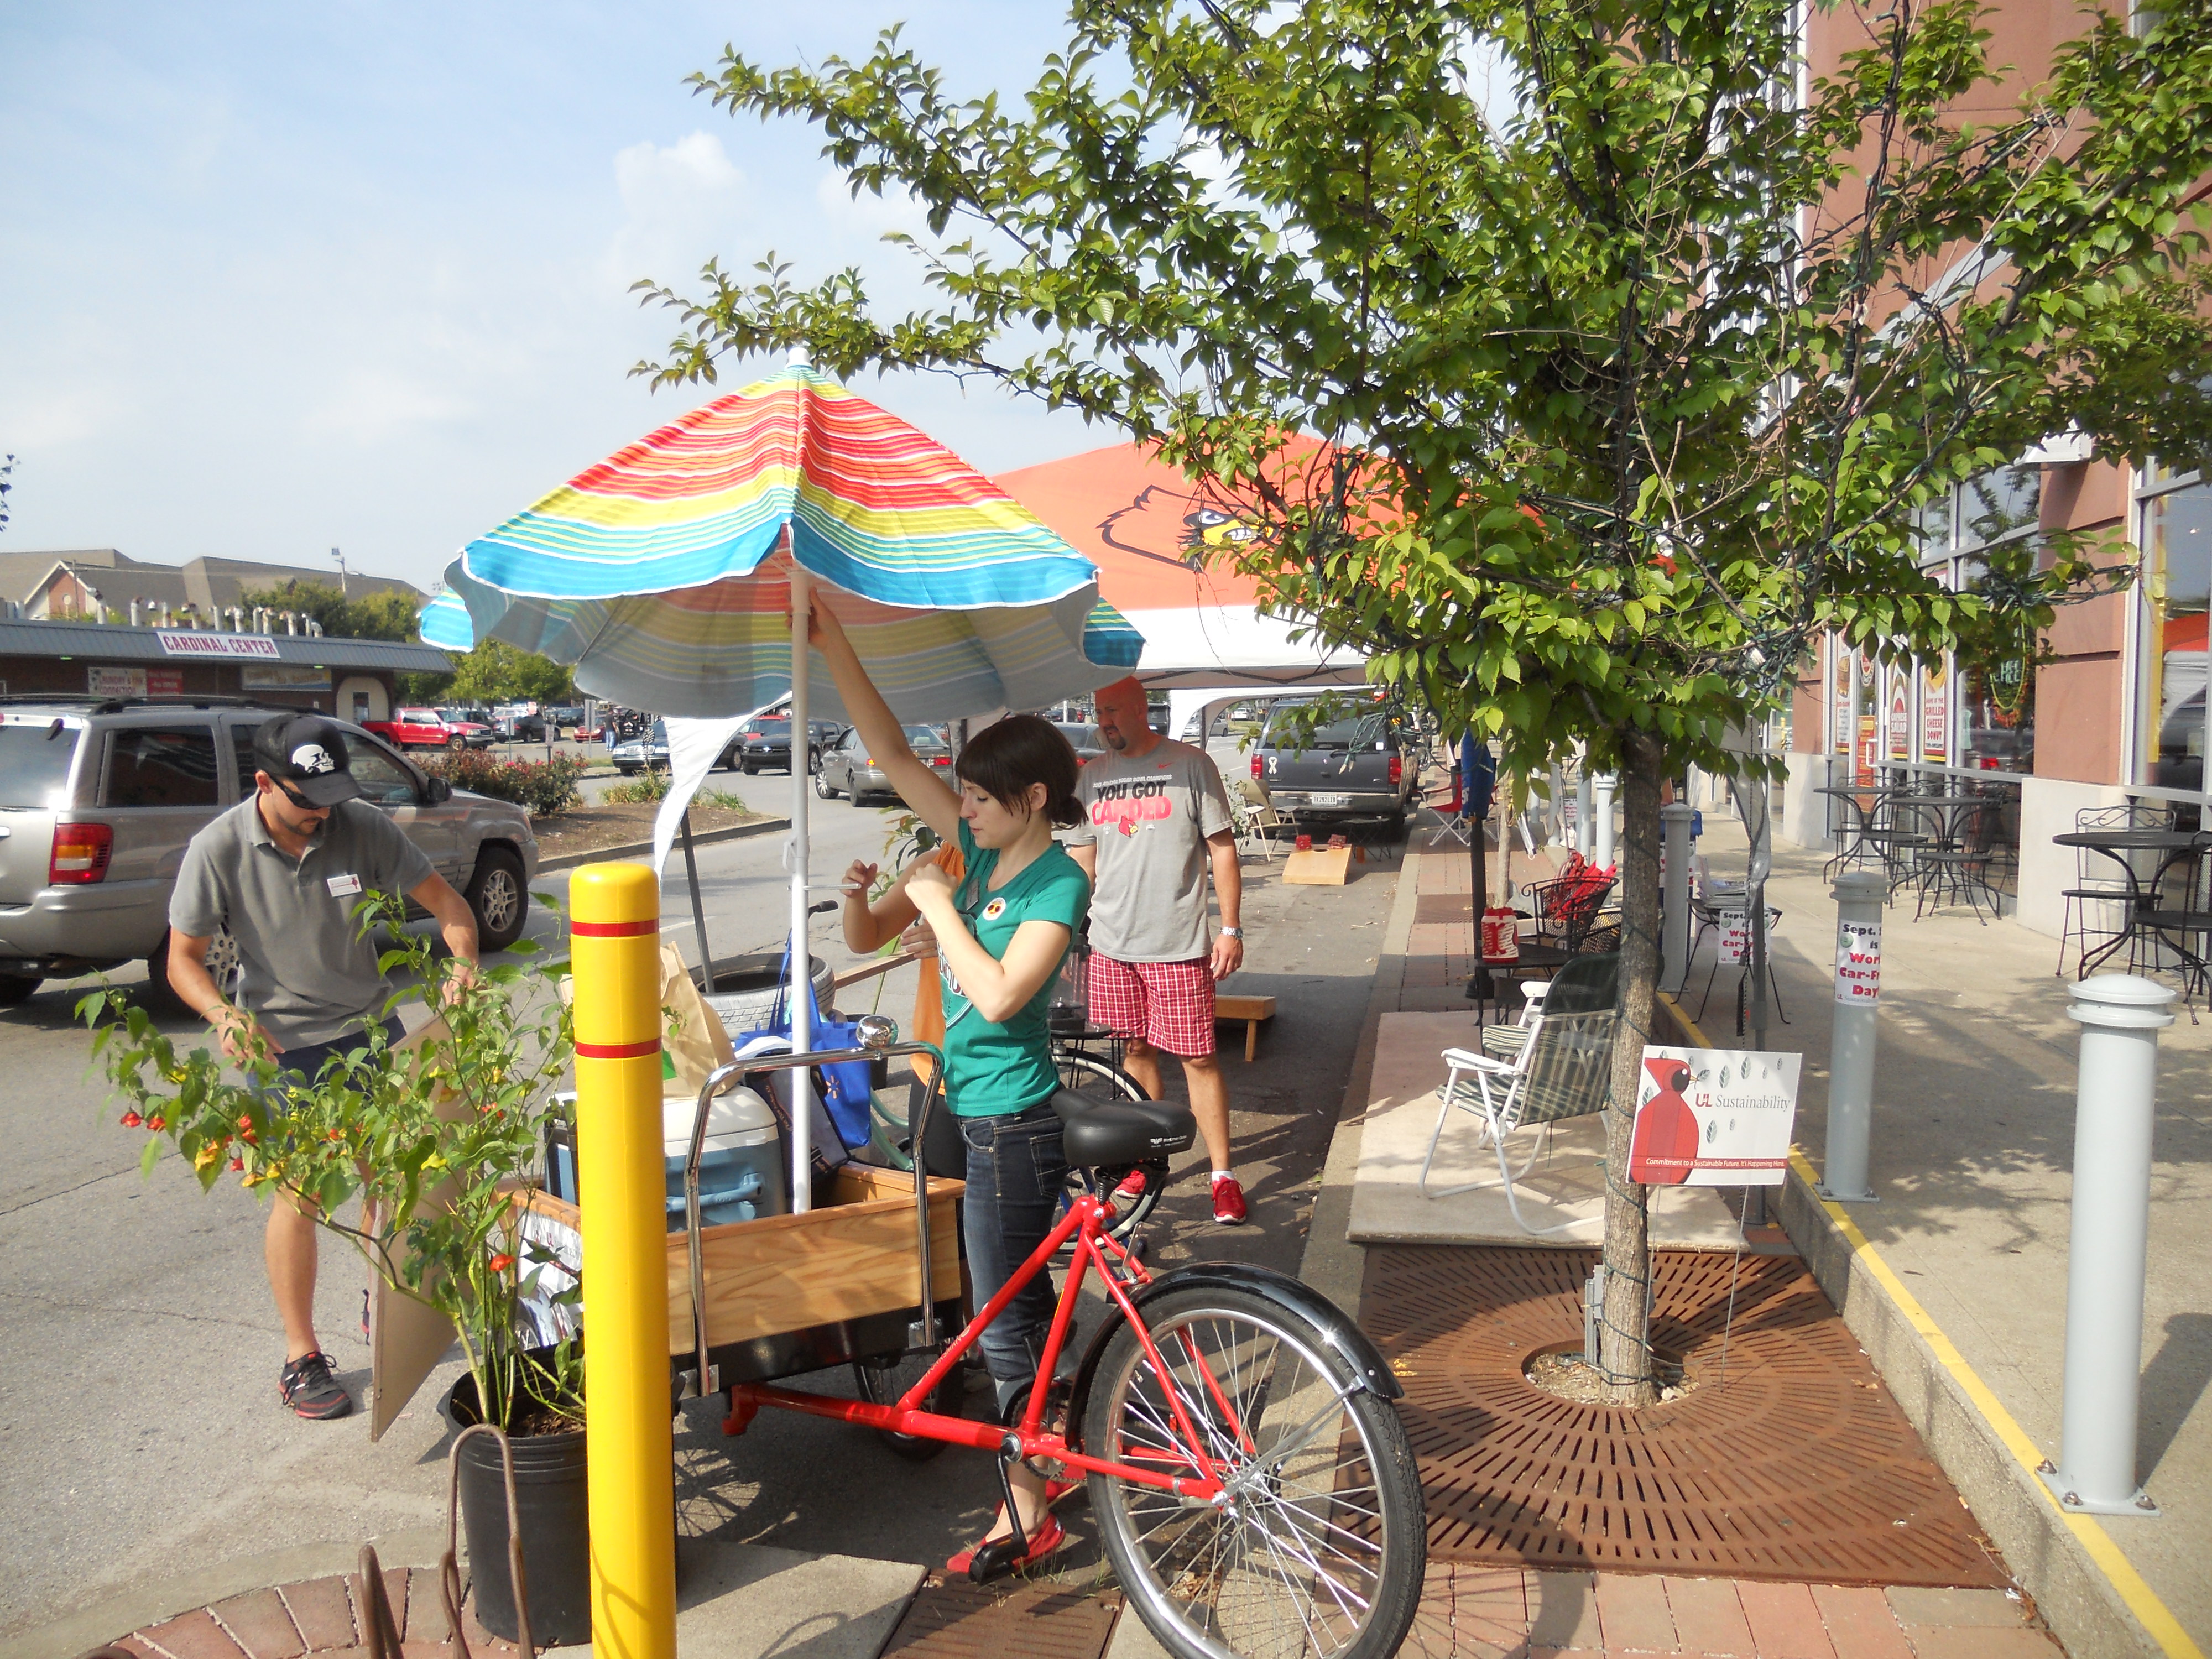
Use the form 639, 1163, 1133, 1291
664, 1086, 786, 1229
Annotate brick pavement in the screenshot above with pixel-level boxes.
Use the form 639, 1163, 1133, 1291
1407, 1564, 2060, 1658
105, 1572, 520, 1659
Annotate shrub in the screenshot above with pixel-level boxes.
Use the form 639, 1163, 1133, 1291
423, 751, 584, 817
600, 768, 671, 805
598, 770, 749, 812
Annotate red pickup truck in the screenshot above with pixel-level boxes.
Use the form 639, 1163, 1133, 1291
363, 707, 493, 751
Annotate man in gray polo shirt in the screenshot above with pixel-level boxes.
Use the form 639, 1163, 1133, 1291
168, 713, 482, 1420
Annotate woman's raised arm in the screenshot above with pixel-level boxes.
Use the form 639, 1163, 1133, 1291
808, 597, 962, 846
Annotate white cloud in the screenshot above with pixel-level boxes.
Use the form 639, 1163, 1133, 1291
603, 131, 749, 291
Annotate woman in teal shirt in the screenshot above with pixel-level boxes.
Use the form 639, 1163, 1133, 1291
813, 599, 1090, 1576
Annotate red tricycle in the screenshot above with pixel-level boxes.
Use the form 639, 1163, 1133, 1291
666, 1029, 1429, 1659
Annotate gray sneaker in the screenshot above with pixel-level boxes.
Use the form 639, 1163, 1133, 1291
279, 1350, 354, 1420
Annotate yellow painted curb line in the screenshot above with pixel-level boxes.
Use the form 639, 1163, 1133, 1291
1658, 993, 2203, 1659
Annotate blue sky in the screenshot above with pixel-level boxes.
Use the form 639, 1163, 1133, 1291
0, 2, 1108, 592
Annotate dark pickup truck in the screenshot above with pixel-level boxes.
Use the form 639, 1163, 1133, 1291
1248, 697, 1418, 831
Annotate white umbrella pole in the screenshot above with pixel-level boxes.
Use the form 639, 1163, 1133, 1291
789, 563, 813, 1213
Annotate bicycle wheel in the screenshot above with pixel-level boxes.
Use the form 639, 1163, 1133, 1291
1083, 1284, 1425, 1659
1052, 1050, 1165, 1244
852, 1345, 954, 1463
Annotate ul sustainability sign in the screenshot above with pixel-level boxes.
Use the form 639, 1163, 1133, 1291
1628, 1047, 1802, 1187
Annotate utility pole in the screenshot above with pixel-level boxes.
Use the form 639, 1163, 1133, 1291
331, 546, 349, 598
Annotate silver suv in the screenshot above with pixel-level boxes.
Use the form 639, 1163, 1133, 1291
0, 696, 541, 1008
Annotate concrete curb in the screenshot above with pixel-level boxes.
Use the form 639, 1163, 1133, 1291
1297, 834, 1424, 1322
534, 816, 791, 875
0, 1530, 448, 1659
1658, 994, 2170, 1659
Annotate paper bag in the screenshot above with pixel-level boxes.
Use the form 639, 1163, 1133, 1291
661, 940, 737, 1097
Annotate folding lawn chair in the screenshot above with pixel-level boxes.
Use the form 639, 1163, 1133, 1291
1418, 952, 1620, 1236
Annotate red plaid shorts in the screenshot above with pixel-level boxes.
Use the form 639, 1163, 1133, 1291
1086, 954, 1217, 1058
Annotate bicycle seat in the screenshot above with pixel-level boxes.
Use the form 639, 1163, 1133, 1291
1051, 1089, 1196, 1167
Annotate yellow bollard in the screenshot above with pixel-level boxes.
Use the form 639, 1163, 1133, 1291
570, 864, 677, 1659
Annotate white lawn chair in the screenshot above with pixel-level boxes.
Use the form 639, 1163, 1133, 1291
1418, 953, 1619, 1236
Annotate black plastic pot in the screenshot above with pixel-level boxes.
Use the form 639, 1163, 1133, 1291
445, 1365, 591, 1646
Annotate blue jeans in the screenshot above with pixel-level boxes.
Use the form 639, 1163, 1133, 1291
959, 1102, 1073, 1417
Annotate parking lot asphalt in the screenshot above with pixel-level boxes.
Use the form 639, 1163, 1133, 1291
0, 796, 1400, 1639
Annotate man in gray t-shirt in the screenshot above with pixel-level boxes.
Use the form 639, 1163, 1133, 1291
1065, 678, 1249, 1224
168, 713, 482, 1420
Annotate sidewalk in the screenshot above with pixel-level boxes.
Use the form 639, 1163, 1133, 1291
1724, 820, 2211, 1656
1297, 831, 2077, 1659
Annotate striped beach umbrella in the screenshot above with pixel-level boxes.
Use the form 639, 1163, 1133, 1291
428, 358, 1141, 1209
422, 359, 1140, 721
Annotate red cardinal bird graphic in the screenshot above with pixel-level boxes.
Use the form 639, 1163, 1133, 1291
1630, 1056, 1700, 1185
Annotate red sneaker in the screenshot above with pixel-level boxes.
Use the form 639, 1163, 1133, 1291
1211, 1173, 1248, 1227
1113, 1168, 1149, 1200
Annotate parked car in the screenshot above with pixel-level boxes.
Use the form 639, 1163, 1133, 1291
545, 705, 586, 735
495, 708, 549, 742
363, 706, 494, 751
813, 723, 954, 804
1052, 722, 1108, 765
437, 707, 498, 743
1249, 695, 1418, 831
0, 696, 543, 1008
732, 715, 843, 775
608, 718, 671, 776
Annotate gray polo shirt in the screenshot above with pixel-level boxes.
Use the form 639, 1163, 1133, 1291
170, 796, 436, 1047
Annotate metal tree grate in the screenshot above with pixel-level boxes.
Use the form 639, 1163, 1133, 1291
1361, 1245, 2010, 1587
883, 1579, 1122, 1659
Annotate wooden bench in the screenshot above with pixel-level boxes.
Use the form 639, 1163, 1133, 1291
1214, 993, 1277, 1062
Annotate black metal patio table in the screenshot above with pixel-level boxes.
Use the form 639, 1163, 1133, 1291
2049, 827, 2212, 1000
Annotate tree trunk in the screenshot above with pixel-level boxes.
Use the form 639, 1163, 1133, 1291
1599, 730, 1663, 1407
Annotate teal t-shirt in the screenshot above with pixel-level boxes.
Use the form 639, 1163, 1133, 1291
939, 821, 1091, 1118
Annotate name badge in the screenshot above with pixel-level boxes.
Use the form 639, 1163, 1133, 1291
327, 873, 364, 898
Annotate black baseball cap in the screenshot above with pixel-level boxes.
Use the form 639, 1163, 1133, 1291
252, 714, 364, 808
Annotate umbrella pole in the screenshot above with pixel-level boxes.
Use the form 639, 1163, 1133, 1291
788, 563, 813, 1213
679, 807, 714, 990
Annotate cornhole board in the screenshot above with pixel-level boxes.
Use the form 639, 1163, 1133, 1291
368, 1017, 467, 1441
1283, 845, 1355, 885
1214, 993, 1277, 1062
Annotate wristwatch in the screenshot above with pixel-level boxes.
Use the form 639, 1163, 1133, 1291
1219, 926, 1244, 939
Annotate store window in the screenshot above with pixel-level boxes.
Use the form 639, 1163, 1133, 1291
2137, 473, 2210, 792
1898, 465, 2041, 773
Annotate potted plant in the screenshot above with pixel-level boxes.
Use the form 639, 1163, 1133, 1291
81, 891, 588, 1645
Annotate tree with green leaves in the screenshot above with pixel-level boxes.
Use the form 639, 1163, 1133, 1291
234, 579, 424, 645
635, 0, 2212, 1401
445, 637, 577, 708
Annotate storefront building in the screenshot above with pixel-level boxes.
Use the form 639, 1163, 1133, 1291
1775, 2, 2209, 940
0, 619, 452, 726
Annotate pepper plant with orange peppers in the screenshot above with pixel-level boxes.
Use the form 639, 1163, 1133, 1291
81, 888, 580, 1432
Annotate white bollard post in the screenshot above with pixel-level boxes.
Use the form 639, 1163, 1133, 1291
1661, 802, 1695, 993
2039, 973, 2176, 1516
1592, 774, 1618, 869
1575, 769, 1594, 858
1820, 869, 1885, 1202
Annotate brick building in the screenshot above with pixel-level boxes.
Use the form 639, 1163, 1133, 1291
0, 619, 451, 724
1777, 1, 2211, 942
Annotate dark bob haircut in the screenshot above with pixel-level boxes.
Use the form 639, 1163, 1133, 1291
954, 714, 1084, 828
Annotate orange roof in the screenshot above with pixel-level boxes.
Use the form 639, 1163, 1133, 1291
996, 442, 1326, 612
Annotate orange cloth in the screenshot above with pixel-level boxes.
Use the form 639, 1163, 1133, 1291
907, 843, 966, 1082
